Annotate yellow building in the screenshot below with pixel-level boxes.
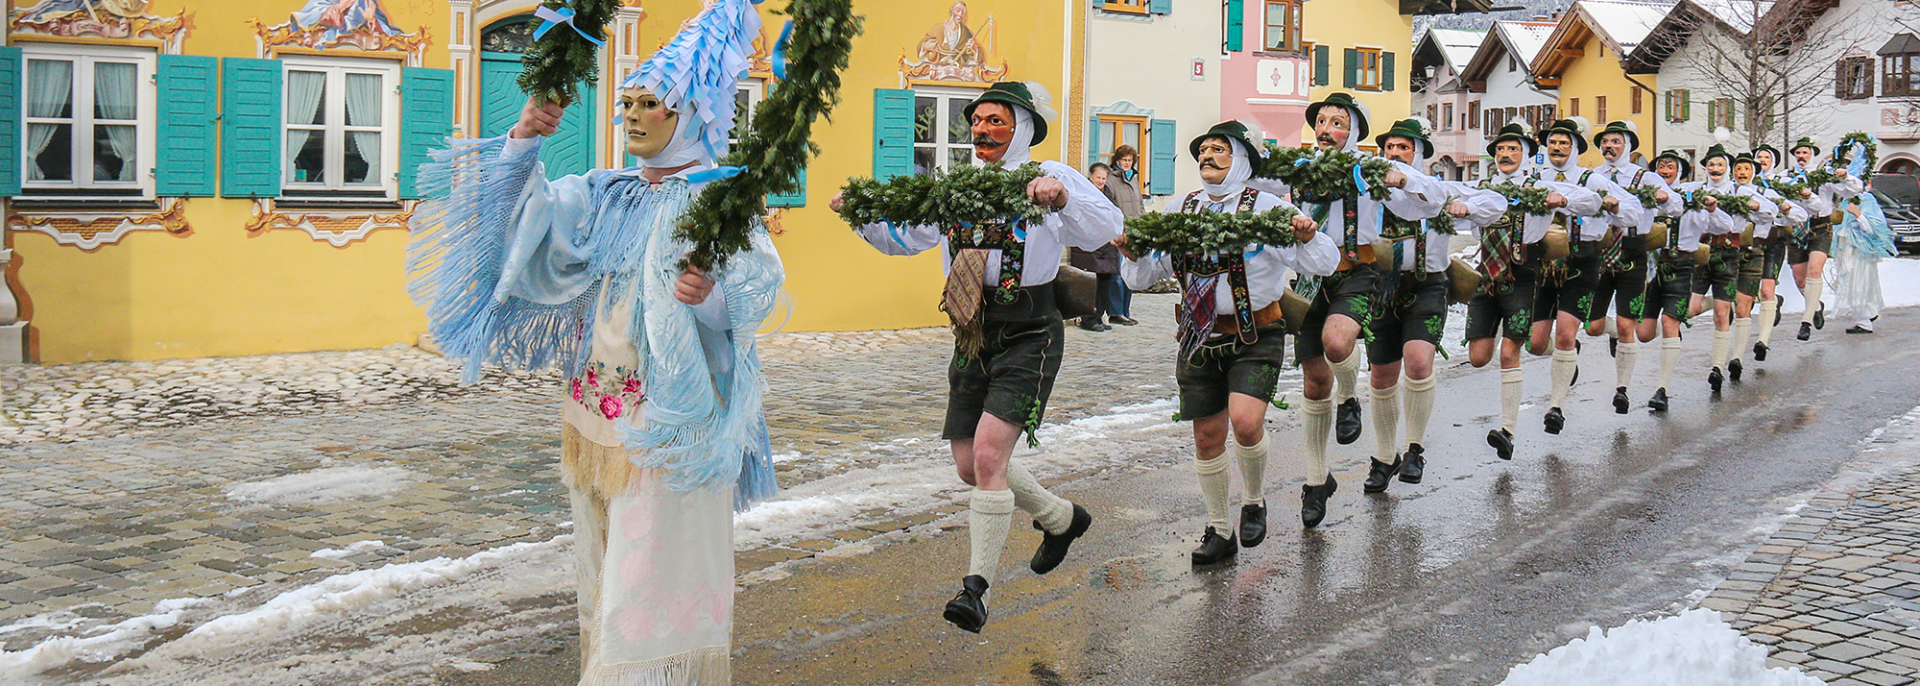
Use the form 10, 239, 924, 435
1296, 0, 1491, 147
1, 0, 1088, 363
1528, 0, 1669, 167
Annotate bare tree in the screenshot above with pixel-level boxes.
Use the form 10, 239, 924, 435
1635, 0, 1866, 150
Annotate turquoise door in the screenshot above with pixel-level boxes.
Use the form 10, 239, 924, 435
478, 17, 596, 179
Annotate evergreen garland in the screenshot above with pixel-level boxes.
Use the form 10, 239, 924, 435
1768, 180, 1812, 204
837, 164, 1055, 229
1123, 207, 1306, 255
1835, 132, 1878, 181
1480, 182, 1553, 215
1684, 191, 1754, 219
1428, 210, 1457, 235
1624, 184, 1660, 210
1255, 145, 1394, 202
1803, 166, 1840, 188
516, 0, 620, 105
677, 0, 864, 271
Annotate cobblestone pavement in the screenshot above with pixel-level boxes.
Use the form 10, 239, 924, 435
0, 297, 1190, 654
1700, 410, 1920, 686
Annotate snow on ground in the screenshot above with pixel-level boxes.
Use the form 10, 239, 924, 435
224, 465, 414, 505
309, 539, 387, 560
0, 599, 210, 679
1498, 609, 1823, 686
1776, 255, 1920, 314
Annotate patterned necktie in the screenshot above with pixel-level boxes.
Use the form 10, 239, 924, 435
943, 248, 990, 358
1556, 171, 1567, 182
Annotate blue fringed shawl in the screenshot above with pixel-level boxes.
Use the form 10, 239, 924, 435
406, 136, 783, 510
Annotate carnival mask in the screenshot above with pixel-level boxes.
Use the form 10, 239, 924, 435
1196, 138, 1233, 185
1598, 133, 1627, 162
1733, 161, 1756, 184
1494, 140, 1526, 174
621, 87, 680, 159
1380, 137, 1418, 165
1706, 157, 1728, 180
1545, 133, 1575, 165
1313, 110, 1350, 150
970, 102, 1015, 163
1656, 159, 1681, 183
1793, 148, 1815, 166
1756, 150, 1775, 171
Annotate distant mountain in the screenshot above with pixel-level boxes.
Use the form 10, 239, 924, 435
1415, 0, 1575, 37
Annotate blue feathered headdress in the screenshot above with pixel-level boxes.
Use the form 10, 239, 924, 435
620, 0, 763, 163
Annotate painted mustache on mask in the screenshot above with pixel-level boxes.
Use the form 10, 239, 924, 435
971, 133, 1008, 149
1317, 133, 1340, 146
1200, 161, 1229, 170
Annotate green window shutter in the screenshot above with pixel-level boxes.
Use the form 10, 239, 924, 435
156, 54, 219, 197
0, 47, 20, 197
1150, 0, 1172, 14
220, 57, 282, 198
1226, 0, 1244, 52
1149, 119, 1176, 195
1382, 51, 1396, 91
400, 67, 454, 199
767, 168, 807, 207
1344, 48, 1359, 88
873, 88, 915, 180
1681, 90, 1690, 121
1315, 45, 1330, 86
1087, 115, 1102, 168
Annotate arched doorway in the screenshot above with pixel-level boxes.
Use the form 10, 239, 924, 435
1880, 156, 1919, 176
478, 15, 596, 178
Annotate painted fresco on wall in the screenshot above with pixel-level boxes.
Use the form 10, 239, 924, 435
900, 0, 1007, 85
248, 0, 430, 63
9, 0, 191, 49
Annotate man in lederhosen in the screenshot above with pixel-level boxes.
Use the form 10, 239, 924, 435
1784, 137, 1864, 342
1685, 145, 1776, 394
1587, 121, 1680, 414
1729, 153, 1806, 379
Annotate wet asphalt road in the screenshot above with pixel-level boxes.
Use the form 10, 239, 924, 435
446, 308, 1920, 686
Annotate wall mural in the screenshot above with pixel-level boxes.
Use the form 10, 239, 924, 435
900, 0, 1007, 85
248, 0, 430, 64
6, 199, 192, 252
8, 0, 192, 50
243, 200, 410, 248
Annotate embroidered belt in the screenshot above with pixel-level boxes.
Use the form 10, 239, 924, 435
1212, 301, 1284, 335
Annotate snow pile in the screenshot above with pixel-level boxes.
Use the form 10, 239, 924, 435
309, 539, 387, 560
225, 465, 414, 505
1499, 609, 1824, 686
0, 598, 210, 678
1779, 256, 1920, 314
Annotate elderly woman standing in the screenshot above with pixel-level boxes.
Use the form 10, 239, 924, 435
1098, 145, 1149, 326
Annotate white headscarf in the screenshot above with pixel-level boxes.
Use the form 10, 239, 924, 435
993, 106, 1036, 168
1200, 138, 1253, 199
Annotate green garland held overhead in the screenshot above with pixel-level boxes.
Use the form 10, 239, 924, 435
1835, 132, 1878, 181
1480, 182, 1554, 216
1123, 207, 1307, 256
1255, 145, 1394, 202
837, 163, 1055, 229
677, 0, 864, 271
516, 0, 620, 106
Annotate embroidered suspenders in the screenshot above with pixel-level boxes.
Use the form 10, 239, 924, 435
943, 220, 1026, 305
1174, 188, 1264, 344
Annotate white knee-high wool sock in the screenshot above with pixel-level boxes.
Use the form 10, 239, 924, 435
1331, 350, 1361, 404
1006, 462, 1073, 535
1731, 317, 1752, 363
1757, 300, 1779, 347
1801, 280, 1824, 324
1549, 348, 1578, 408
1371, 383, 1401, 461
1232, 432, 1269, 506
1711, 328, 1732, 368
1615, 339, 1638, 389
968, 489, 1016, 585
1195, 453, 1232, 532
1302, 398, 1332, 486
1659, 337, 1681, 389
1403, 374, 1437, 446
1500, 367, 1523, 433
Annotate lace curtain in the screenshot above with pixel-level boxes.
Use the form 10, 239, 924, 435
27, 60, 73, 182
343, 73, 382, 185
286, 70, 327, 183
93, 62, 138, 182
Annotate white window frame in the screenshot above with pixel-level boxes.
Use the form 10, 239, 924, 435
280, 56, 401, 201
730, 78, 765, 153
911, 86, 985, 174
19, 44, 157, 200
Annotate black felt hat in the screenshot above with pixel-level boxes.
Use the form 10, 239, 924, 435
1189, 120, 1265, 165
964, 82, 1048, 145
1790, 136, 1821, 156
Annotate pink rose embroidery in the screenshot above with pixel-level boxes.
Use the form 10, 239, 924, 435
586, 368, 599, 386
616, 603, 657, 642
569, 378, 584, 402
619, 501, 656, 541
617, 546, 654, 587
622, 378, 643, 394
599, 394, 624, 420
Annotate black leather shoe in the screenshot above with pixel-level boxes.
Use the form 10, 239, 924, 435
1728, 358, 1743, 382
1775, 295, 1786, 326
1814, 304, 1826, 330
1648, 387, 1670, 413
1797, 322, 1812, 341
1029, 503, 1092, 575
1190, 526, 1238, 565
1364, 455, 1402, 493
1709, 366, 1723, 394
1399, 444, 1426, 484
1544, 407, 1565, 434
1300, 475, 1338, 528
1109, 315, 1138, 326
1079, 319, 1111, 332
1613, 387, 1630, 414
1335, 398, 1362, 445
1487, 428, 1514, 461
1846, 325, 1872, 334
943, 575, 990, 633
1753, 341, 1768, 361
1238, 502, 1267, 548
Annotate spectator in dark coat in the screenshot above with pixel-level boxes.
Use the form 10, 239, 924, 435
1101, 146, 1148, 325
1074, 163, 1120, 331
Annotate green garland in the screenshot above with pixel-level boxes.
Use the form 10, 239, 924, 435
1428, 210, 1457, 235
676, 0, 864, 271
1255, 145, 1394, 202
1625, 184, 1661, 210
1123, 207, 1306, 255
517, 0, 620, 105
1834, 132, 1878, 182
1767, 179, 1812, 204
837, 164, 1055, 229
1683, 191, 1753, 219
1480, 182, 1553, 215
1803, 166, 1841, 188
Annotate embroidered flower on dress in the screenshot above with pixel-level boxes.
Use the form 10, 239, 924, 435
570, 378, 585, 402
616, 602, 657, 642
599, 395, 623, 420
567, 361, 644, 420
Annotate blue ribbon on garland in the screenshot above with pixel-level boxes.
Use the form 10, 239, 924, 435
533, 6, 605, 48
1352, 164, 1369, 196
771, 20, 795, 80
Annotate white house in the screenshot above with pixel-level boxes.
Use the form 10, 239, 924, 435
1773, 0, 1920, 174
1084, 0, 1226, 200
1458, 20, 1561, 175
1628, 0, 1772, 165
1411, 28, 1487, 179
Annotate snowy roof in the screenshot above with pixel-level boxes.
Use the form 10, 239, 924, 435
1622, 0, 1774, 73
1685, 0, 1773, 33
1578, 0, 1675, 54
1500, 20, 1558, 65
1429, 28, 1488, 72
1458, 20, 1558, 86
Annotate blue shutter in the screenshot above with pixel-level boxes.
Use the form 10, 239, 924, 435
767, 168, 806, 207
1315, 45, 1330, 86
0, 47, 20, 197
873, 88, 915, 180
1149, 119, 1176, 196
400, 67, 454, 198
156, 54, 219, 197
1150, 0, 1172, 14
220, 57, 282, 198
1087, 115, 1102, 169
1344, 48, 1359, 88
1382, 52, 1396, 91
1225, 0, 1244, 52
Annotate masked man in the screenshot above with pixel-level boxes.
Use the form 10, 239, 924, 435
1588, 121, 1680, 414
1250, 92, 1445, 527
835, 81, 1122, 633
1685, 145, 1776, 394
1732, 153, 1807, 377
1750, 143, 1808, 361
1363, 118, 1504, 493
1469, 124, 1598, 460
1785, 137, 1864, 341
407, 2, 787, 682
1119, 121, 1338, 564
